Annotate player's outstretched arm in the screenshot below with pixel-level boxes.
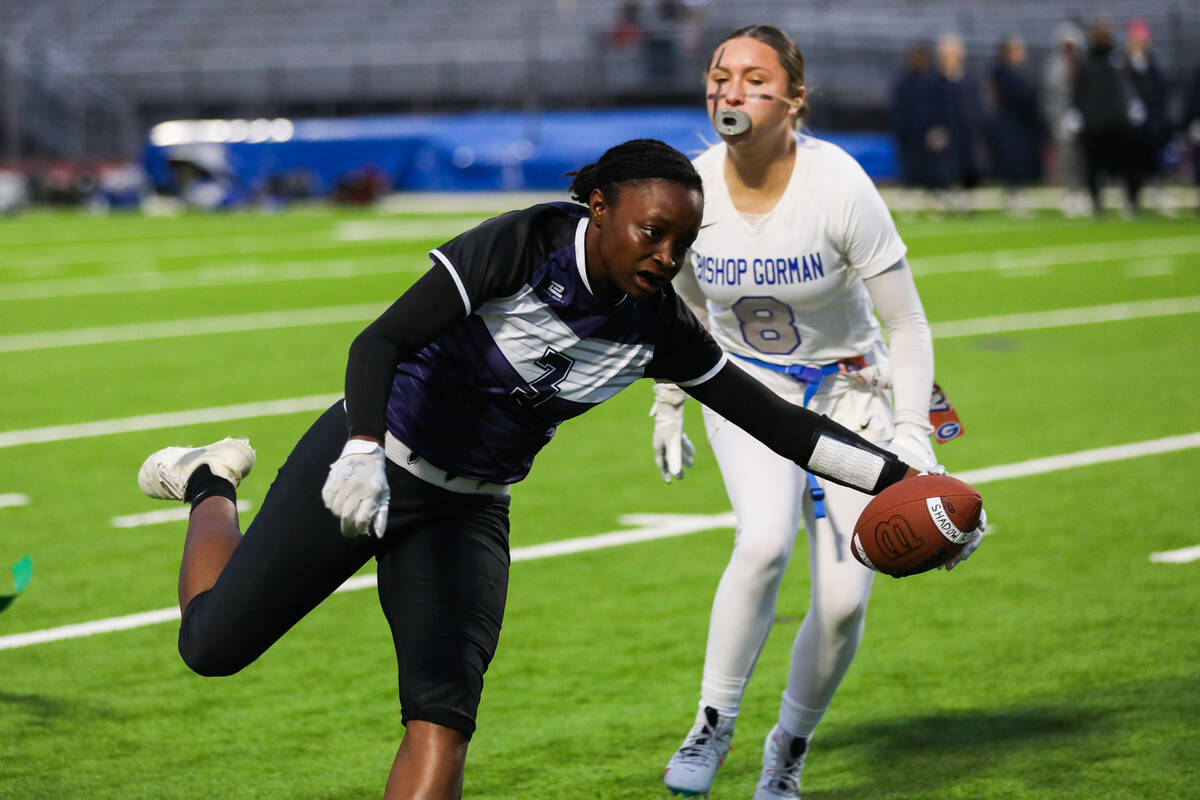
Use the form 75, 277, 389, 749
685, 361, 915, 494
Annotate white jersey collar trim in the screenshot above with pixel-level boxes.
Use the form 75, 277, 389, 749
574, 215, 626, 305
574, 217, 593, 294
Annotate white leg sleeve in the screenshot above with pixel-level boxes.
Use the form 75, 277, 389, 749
779, 477, 875, 739
697, 405, 807, 717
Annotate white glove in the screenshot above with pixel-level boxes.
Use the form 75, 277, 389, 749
940, 507, 986, 570
321, 438, 390, 538
887, 421, 939, 472
650, 383, 694, 483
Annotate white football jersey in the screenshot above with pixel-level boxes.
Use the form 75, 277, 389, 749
689, 134, 907, 365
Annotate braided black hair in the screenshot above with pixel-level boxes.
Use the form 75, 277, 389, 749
566, 138, 703, 205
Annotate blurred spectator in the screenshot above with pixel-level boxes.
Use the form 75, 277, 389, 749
1043, 22, 1088, 216
679, 0, 709, 55
934, 33, 984, 211
1073, 19, 1141, 215
331, 164, 389, 205
644, 0, 683, 80
95, 162, 148, 210
609, 1, 643, 50
890, 44, 934, 198
987, 36, 1045, 215
1124, 18, 1172, 214
1185, 64, 1200, 213
0, 170, 29, 215
889, 36, 982, 214
267, 168, 319, 203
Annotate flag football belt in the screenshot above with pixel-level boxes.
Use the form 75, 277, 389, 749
731, 353, 869, 519
730, 353, 965, 517
384, 432, 511, 496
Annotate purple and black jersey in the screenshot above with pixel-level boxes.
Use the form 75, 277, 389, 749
385, 203, 726, 484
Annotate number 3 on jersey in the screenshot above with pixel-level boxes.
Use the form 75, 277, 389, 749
732, 296, 801, 355
511, 347, 575, 407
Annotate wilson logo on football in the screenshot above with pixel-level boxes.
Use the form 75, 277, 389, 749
874, 516, 924, 560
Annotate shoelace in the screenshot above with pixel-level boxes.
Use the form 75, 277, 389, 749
674, 720, 732, 766
675, 731, 719, 765
764, 737, 806, 794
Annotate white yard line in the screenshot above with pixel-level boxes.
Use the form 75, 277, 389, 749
111, 500, 253, 528
1150, 545, 1200, 564
333, 218, 486, 241
0, 432, 1195, 651
4, 230, 1194, 300
0, 294, 1196, 444
0, 395, 341, 449
0, 229, 331, 258
910, 234, 1200, 276
0, 256, 417, 302
951, 432, 1200, 486
5, 295, 1198, 354
898, 218, 1096, 239
0, 493, 30, 509
931, 296, 1200, 339
0, 234, 386, 272
0, 304, 384, 353
0, 218, 484, 273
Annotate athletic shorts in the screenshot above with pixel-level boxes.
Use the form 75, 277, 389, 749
178, 402, 512, 738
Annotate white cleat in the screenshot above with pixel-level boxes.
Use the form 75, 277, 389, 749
137, 437, 256, 501
663, 706, 735, 797
752, 725, 808, 799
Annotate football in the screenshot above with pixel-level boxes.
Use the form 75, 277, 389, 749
851, 474, 983, 578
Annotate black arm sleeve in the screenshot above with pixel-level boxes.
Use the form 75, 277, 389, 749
685, 361, 912, 494
344, 265, 466, 440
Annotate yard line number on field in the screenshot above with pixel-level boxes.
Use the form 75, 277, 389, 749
0, 432, 1196, 652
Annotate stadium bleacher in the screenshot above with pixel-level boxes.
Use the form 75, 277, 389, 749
2, 0, 1197, 173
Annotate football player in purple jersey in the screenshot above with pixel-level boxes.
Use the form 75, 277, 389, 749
137, 138, 919, 800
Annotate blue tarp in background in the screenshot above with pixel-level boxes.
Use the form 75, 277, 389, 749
143, 108, 896, 197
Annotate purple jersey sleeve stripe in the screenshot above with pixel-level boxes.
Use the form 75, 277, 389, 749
429, 248, 472, 316
676, 352, 728, 388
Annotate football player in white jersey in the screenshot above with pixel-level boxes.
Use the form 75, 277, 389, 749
655, 25, 981, 800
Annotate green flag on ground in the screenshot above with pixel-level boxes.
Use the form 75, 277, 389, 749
0, 555, 32, 613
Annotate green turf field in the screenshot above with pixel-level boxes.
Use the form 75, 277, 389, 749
0, 203, 1197, 799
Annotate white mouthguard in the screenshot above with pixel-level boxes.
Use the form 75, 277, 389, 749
713, 108, 751, 136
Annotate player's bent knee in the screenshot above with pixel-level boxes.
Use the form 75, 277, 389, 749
819, 597, 869, 638
177, 594, 257, 677
730, 535, 794, 581
177, 633, 252, 677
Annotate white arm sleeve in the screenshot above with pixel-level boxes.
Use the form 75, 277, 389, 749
865, 257, 934, 432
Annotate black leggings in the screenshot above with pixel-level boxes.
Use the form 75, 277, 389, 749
178, 402, 511, 738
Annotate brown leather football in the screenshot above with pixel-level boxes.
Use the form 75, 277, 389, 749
851, 474, 982, 578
